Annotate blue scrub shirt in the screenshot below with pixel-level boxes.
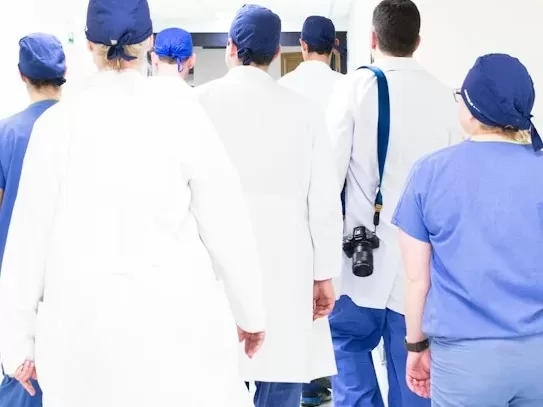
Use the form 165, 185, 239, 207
0, 100, 57, 270
393, 140, 543, 340
0, 100, 57, 407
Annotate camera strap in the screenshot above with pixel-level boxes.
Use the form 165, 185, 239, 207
341, 66, 391, 229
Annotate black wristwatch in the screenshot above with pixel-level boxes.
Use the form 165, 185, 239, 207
405, 338, 430, 353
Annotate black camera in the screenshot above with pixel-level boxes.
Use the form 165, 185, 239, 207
342, 226, 380, 277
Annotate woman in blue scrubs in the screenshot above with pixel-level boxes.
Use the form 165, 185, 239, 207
393, 53, 543, 406
0, 33, 66, 407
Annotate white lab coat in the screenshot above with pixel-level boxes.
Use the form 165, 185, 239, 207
195, 66, 343, 383
0, 70, 265, 407
278, 60, 343, 112
327, 56, 464, 314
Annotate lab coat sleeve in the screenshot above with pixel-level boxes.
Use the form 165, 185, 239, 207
0, 113, 60, 376
186, 105, 266, 334
326, 76, 355, 188
308, 116, 344, 281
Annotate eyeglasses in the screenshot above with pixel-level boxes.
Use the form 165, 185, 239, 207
453, 89, 462, 103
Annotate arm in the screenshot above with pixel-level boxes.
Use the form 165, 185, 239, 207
0, 114, 61, 376
187, 106, 265, 334
392, 164, 432, 342
399, 230, 431, 342
308, 116, 344, 281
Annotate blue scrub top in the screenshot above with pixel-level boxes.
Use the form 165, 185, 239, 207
0, 100, 57, 270
393, 140, 543, 340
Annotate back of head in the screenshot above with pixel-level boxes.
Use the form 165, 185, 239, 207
301, 16, 336, 55
154, 28, 194, 73
460, 53, 542, 150
19, 33, 67, 89
85, 0, 153, 70
229, 4, 282, 67
372, 0, 420, 57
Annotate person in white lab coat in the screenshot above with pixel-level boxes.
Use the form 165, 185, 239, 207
278, 16, 342, 113
195, 5, 343, 407
151, 27, 196, 81
326, 1, 464, 406
278, 15, 342, 407
0, 1, 266, 407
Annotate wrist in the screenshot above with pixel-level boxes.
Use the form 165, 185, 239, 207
405, 337, 430, 353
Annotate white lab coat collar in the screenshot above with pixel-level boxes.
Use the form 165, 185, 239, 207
373, 56, 424, 72
225, 65, 275, 83
296, 60, 332, 71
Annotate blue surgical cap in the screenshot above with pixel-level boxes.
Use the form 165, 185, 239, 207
301, 16, 336, 50
85, 0, 153, 61
155, 28, 193, 72
18, 33, 66, 85
229, 4, 281, 66
461, 53, 542, 151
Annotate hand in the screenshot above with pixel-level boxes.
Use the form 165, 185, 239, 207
313, 279, 336, 320
237, 327, 265, 359
406, 349, 431, 399
14, 360, 38, 396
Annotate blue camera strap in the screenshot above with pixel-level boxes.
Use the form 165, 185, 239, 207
341, 65, 390, 229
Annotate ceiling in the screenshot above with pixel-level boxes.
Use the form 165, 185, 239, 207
149, 0, 352, 32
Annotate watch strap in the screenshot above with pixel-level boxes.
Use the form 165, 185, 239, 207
405, 338, 430, 353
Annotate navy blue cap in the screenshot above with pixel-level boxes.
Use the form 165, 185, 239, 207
461, 53, 542, 151
85, 0, 153, 61
155, 28, 193, 72
18, 33, 66, 85
229, 4, 281, 66
301, 16, 336, 50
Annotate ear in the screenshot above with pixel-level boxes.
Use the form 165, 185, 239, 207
19, 70, 26, 84
87, 41, 94, 53
413, 35, 422, 53
227, 38, 237, 57
272, 45, 282, 62
189, 53, 197, 69
300, 39, 308, 53
151, 52, 160, 68
370, 30, 377, 50
335, 38, 340, 48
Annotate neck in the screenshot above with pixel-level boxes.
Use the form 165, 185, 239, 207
156, 63, 183, 78
305, 53, 331, 65
248, 63, 270, 73
372, 48, 413, 61
28, 87, 61, 104
469, 133, 528, 144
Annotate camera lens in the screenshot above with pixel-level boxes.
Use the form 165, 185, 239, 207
352, 243, 374, 277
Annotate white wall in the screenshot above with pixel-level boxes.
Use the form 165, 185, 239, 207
347, 0, 543, 122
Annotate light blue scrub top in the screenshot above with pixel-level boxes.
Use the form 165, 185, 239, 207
393, 140, 543, 340
0, 99, 57, 270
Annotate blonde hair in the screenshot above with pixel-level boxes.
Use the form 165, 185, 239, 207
478, 123, 531, 144
92, 40, 149, 71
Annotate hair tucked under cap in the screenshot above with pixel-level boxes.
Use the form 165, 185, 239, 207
229, 4, 281, 66
301, 16, 336, 50
461, 53, 542, 151
154, 28, 193, 72
19, 33, 66, 86
85, 0, 153, 62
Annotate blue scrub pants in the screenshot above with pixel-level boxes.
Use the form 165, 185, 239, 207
330, 295, 429, 407
0, 375, 42, 407
254, 382, 303, 407
431, 335, 543, 406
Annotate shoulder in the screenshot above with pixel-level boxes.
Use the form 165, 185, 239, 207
412, 142, 467, 178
